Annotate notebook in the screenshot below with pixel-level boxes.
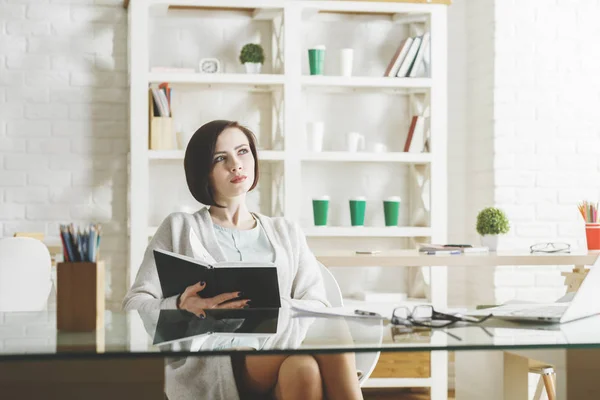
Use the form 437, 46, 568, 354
153, 249, 281, 308
152, 308, 280, 346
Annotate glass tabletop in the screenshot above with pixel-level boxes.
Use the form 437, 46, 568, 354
2, 308, 600, 360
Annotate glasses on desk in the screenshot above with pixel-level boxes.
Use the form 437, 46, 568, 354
530, 242, 571, 254
391, 305, 492, 329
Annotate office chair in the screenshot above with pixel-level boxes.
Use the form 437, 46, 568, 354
0, 237, 53, 311
318, 263, 382, 386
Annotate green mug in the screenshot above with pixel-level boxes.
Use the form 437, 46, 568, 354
308, 46, 326, 75
383, 196, 401, 226
349, 197, 366, 226
312, 196, 330, 226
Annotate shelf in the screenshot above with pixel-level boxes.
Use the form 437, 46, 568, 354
300, 152, 431, 163
301, 76, 431, 92
148, 226, 431, 238
148, 150, 285, 161
302, 226, 432, 238
148, 73, 285, 88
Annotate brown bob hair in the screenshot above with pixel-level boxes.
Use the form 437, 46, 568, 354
184, 120, 259, 208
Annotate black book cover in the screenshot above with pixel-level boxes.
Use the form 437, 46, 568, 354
153, 308, 280, 345
153, 249, 282, 308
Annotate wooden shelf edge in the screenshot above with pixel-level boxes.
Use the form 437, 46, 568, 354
123, 0, 452, 11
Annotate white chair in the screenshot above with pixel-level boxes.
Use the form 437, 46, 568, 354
0, 237, 53, 311
319, 263, 382, 386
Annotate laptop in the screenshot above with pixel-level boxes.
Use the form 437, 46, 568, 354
470, 255, 600, 324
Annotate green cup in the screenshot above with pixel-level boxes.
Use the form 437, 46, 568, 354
383, 196, 401, 226
312, 196, 330, 226
349, 197, 366, 226
308, 46, 326, 75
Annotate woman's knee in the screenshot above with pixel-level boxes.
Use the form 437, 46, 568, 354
278, 355, 322, 393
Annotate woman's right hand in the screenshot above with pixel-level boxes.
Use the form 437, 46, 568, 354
178, 281, 250, 316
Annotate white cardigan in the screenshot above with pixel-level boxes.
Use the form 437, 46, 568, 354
122, 207, 329, 400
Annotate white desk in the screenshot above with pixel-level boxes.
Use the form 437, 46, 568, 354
315, 250, 600, 400
316, 249, 599, 268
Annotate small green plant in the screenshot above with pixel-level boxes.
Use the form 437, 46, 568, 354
239, 43, 265, 64
476, 207, 510, 236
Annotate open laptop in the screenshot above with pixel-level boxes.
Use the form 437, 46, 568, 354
471, 255, 600, 324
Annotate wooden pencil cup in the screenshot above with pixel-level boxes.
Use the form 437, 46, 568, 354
148, 89, 176, 150
56, 261, 105, 332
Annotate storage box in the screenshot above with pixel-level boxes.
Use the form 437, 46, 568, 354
149, 89, 176, 150
56, 261, 105, 332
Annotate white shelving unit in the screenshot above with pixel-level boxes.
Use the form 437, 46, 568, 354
127, 0, 448, 397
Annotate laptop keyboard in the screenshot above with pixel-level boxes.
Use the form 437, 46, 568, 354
503, 306, 567, 318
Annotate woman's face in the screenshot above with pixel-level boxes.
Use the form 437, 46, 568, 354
209, 127, 255, 202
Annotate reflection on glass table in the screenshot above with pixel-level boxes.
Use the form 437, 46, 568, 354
3, 309, 600, 358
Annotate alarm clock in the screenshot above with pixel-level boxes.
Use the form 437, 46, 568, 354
199, 58, 221, 74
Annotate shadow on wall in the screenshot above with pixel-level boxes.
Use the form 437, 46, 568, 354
23, 5, 130, 310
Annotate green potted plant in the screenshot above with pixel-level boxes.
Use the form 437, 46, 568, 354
239, 43, 265, 74
476, 207, 510, 251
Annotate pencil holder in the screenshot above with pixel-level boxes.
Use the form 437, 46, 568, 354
585, 224, 600, 250
148, 89, 176, 150
56, 261, 105, 332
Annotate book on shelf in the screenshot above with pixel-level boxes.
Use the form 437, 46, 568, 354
408, 32, 430, 78
384, 33, 431, 78
384, 37, 414, 77
403, 115, 427, 153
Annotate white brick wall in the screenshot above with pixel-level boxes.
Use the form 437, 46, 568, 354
465, 0, 600, 306
0, 0, 128, 310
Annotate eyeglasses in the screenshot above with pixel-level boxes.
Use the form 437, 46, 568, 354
391, 305, 492, 328
530, 242, 571, 253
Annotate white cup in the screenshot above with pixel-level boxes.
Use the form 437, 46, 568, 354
346, 132, 365, 152
370, 142, 388, 153
306, 122, 325, 152
340, 48, 354, 77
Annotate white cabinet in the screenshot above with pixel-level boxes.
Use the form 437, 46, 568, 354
127, 1, 448, 396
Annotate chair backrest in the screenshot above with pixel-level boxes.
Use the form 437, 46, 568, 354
0, 237, 52, 311
318, 263, 343, 307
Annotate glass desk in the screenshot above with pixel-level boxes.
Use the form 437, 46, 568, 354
1, 309, 600, 399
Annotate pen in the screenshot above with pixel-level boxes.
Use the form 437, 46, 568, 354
354, 309, 379, 317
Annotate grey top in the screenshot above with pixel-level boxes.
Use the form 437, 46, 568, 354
212, 218, 275, 263
205, 218, 275, 351
122, 207, 329, 400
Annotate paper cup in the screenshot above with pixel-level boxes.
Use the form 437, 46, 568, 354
383, 196, 401, 226
312, 196, 330, 226
308, 45, 326, 75
349, 197, 366, 226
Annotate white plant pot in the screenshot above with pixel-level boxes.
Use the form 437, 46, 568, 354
244, 62, 262, 74
480, 234, 499, 251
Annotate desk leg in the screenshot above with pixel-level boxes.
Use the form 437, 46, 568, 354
458, 349, 600, 399
0, 357, 165, 399
561, 265, 589, 293
564, 348, 600, 399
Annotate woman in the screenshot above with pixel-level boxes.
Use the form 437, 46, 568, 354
123, 120, 364, 400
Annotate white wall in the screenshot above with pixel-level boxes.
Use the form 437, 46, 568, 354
458, 0, 600, 307
488, 0, 600, 304
6, 0, 595, 310
0, 0, 128, 309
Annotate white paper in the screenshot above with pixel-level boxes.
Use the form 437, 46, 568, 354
291, 304, 386, 320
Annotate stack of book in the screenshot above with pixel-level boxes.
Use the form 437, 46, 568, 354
383, 32, 431, 78
417, 243, 489, 255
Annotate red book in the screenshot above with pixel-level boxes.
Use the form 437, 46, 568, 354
403, 116, 419, 152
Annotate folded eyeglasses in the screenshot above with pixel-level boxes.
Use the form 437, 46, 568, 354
391, 305, 492, 329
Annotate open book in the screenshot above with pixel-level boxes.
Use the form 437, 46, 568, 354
153, 249, 281, 308
152, 308, 280, 346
